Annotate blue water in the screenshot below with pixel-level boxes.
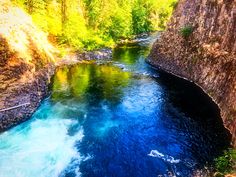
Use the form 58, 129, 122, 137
0, 35, 230, 177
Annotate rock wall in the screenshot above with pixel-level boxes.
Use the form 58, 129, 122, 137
0, 1, 56, 131
149, 0, 236, 146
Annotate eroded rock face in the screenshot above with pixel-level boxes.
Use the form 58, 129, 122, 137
149, 0, 236, 145
0, 1, 56, 131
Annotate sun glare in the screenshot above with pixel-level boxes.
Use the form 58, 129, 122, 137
0, 0, 56, 64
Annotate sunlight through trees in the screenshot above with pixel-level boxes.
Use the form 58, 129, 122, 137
11, 0, 177, 50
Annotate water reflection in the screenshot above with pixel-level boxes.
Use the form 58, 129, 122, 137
52, 64, 131, 104
113, 45, 149, 65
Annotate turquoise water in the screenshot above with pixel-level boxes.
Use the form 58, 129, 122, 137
0, 36, 230, 177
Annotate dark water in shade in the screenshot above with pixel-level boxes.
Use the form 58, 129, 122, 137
0, 35, 231, 177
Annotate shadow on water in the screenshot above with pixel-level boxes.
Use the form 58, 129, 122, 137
155, 70, 232, 163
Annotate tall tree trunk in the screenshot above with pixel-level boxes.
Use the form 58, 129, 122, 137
61, 0, 67, 31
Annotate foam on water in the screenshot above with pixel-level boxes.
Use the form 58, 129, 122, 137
0, 101, 84, 177
148, 150, 180, 164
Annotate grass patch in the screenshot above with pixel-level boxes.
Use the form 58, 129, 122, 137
180, 25, 194, 38
214, 148, 236, 174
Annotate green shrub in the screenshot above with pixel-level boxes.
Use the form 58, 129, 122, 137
214, 148, 236, 174
180, 25, 194, 38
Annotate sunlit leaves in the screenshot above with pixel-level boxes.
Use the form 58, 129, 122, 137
12, 0, 178, 50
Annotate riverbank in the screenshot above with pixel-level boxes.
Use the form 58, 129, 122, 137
0, 1, 56, 131
0, 65, 54, 131
0, 45, 114, 132
0, 27, 146, 130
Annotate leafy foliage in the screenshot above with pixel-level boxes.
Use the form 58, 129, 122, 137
11, 0, 178, 50
214, 148, 236, 174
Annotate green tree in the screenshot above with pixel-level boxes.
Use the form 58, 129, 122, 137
12, 0, 178, 50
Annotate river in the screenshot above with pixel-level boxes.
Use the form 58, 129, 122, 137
0, 34, 230, 177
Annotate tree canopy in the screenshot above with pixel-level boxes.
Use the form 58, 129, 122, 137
11, 0, 178, 50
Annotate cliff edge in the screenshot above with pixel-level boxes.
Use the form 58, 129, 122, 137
0, 1, 56, 130
149, 0, 236, 145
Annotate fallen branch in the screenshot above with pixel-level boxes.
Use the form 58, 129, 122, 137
0, 103, 30, 112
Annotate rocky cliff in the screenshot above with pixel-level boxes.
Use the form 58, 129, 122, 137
0, 1, 56, 130
149, 0, 236, 146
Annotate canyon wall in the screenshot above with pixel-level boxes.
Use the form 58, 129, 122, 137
0, 1, 56, 130
149, 0, 236, 145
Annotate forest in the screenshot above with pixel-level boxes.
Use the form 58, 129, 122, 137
12, 0, 177, 50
